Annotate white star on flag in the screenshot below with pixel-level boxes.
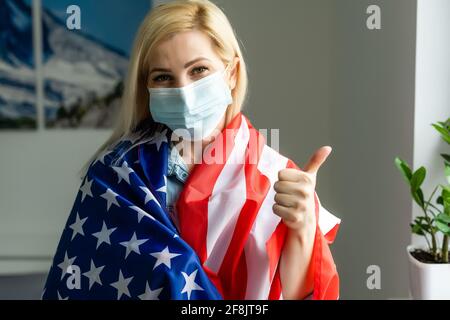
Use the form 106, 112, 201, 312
96, 149, 112, 165
100, 188, 120, 211
112, 161, 134, 185
92, 222, 117, 249
181, 269, 204, 299
57, 252, 77, 280
69, 212, 87, 241
150, 246, 181, 270
151, 129, 168, 151
57, 291, 68, 300
82, 260, 105, 290
139, 186, 160, 207
79, 178, 93, 203
120, 232, 149, 259
110, 270, 133, 300
156, 175, 167, 194
138, 282, 164, 300
129, 205, 155, 223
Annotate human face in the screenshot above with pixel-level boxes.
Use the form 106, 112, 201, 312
147, 30, 237, 90
147, 30, 238, 143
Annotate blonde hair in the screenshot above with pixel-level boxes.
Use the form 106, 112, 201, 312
80, 0, 248, 177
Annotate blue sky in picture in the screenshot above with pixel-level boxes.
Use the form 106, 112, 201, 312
42, 0, 152, 56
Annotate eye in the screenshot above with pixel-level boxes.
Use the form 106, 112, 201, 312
191, 66, 209, 75
152, 74, 172, 83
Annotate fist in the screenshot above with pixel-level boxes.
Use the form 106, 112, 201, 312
273, 146, 332, 233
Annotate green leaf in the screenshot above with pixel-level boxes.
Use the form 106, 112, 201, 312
437, 196, 444, 205
412, 188, 425, 208
442, 154, 450, 164
443, 187, 450, 203
443, 187, 450, 215
394, 157, 412, 184
415, 216, 427, 222
445, 164, 450, 185
432, 124, 450, 144
411, 167, 426, 191
436, 212, 450, 224
435, 220, 450, 235
411, 223, 425, 236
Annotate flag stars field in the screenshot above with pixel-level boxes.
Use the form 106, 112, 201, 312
138, 282, 164, 300
112, 161, 134, 185
150, 246, 181, 270
92, 221, 117, 249
181, 269, 204, 299
68, 212, 87, 241
120, 232, 149, 259
100, 188, 120, 211
79, 177, 93, 202
110, 270, 134, 300
82, 260, 105, 290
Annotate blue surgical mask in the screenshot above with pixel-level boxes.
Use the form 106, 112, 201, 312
148, 65, 233, 140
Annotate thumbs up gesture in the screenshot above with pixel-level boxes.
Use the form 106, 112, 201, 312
273, 146, 332, 234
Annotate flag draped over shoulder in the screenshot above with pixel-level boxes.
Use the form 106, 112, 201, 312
42, 112, 340, 300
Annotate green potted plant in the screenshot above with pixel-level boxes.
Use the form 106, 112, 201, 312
395, 117, 450, 299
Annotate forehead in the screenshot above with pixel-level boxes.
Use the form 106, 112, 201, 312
150, 30, 220, 66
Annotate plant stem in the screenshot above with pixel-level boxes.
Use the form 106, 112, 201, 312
442, 235, 449, 263
431, 233, 438, 261
425, 186, 439, 211
423, 233, 432, 252
420, 189, 441, 260
425, 202, 443, 213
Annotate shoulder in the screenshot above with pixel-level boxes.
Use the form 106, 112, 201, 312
86, 122, 169, 178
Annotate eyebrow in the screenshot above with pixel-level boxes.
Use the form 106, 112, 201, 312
149, 57, 211, 75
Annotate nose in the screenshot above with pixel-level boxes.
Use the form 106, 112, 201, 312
174, 74, 193, 88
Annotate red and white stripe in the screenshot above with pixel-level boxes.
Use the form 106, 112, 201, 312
177, 113, 340, 300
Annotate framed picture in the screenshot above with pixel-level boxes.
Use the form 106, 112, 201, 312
42, 0, 152, 128
0, 0, 153, 130
0, 0, 37, 129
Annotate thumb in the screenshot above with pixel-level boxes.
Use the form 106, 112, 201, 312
303, 146, 332, 174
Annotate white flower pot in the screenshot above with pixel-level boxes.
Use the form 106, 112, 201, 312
407, 245, 450, 299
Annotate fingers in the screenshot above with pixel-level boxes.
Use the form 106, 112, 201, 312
272, 203, 303, 224
274, 193, 299, 208
274, 180, 312, 198
278, 168, 314, 184
303, 146, 332, 174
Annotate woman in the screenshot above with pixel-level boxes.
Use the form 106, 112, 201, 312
42, 0, 340, 300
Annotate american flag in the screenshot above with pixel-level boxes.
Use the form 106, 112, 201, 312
42, 112, 340, 300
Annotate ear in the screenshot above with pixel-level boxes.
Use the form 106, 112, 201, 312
228, 56, 240, 91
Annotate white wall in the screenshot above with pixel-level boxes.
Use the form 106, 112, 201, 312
0, 130, 111, 273
413, 0, 450, 246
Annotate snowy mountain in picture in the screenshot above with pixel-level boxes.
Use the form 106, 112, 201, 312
0, 0, 131, 129
42, 0, 129, 128
0, 0, 36, 129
